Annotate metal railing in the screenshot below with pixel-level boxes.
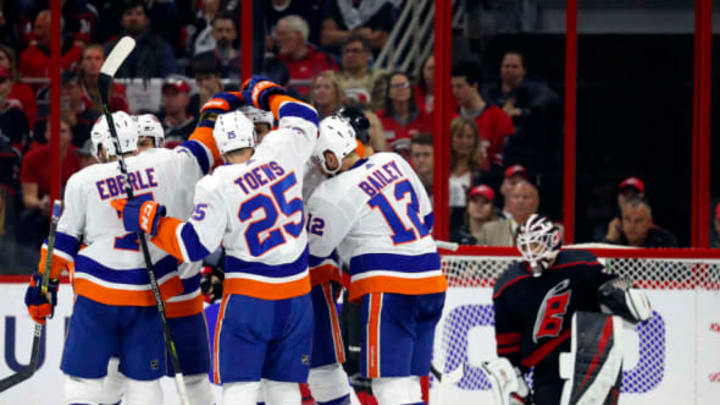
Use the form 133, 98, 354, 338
375, 0, 466, 74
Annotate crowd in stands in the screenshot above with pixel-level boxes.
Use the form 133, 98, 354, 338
0, 0, 705, 271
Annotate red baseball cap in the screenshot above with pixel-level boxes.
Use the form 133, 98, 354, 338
0, 66, 9, 80
162, 75, 191, 93
619, 177, 645, 193
504, 164, 529, 180
469, 184, 494, 202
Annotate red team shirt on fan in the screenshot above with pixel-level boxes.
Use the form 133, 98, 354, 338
19, 44, 84, 88
278, 45, 338, 97
376, 110, 432, 159
20, 144, 82, 196
455, 105, 515, 169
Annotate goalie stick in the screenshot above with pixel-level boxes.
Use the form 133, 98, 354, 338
0, 200, 62, 393
98, 36, 190, 405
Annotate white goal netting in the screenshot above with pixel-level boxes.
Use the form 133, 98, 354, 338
432, 247, 720, 404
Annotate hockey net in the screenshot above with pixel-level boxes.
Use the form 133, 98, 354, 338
432, 245, 720, 404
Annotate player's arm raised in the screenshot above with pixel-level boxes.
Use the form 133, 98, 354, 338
112, 175, 228, 264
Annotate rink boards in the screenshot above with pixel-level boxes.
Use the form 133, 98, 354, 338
0, 279, 719, 404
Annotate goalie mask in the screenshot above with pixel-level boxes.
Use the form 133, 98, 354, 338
90, 111, 138, 159
313, 115, 357, 175
135, 113, 165, 148
516, 214, 562, 277
214, 110, 256, 156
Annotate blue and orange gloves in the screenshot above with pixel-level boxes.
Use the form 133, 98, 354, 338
111, 198, 166, 236
201, 91, 245, 115
25, 273, 59, 324
242, 76, 287, 111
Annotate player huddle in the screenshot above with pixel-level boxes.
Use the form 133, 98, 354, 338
23, 76, 652, 405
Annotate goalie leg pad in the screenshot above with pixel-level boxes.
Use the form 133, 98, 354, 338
223, 381, 262, 405
559, 311, 624, 405
263, 379, 301, 405
371, 376, 422, 405
121, 377, 163, 405
64, 375, 104, 405
308, 363, 352, 402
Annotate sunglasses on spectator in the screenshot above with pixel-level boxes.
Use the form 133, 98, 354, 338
390, 82, 410, 89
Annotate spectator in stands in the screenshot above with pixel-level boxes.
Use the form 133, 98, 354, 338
376, 72, 431, 159
188, 0, 222, 56
275, 15, 338, 97
0, 44, 37, 131
712, 202, 720, 248
19, 9, 84, 89
60, 71, 96, 148
603, 177, 646, 242
320, 0, 398, 54
414, 54, 457, 117
449, 117, 487, 231
604, 197, 678, 247
0, 66, 30, 153
478, 180, 539, 246
192, 12, 242, 79
499, 164, 533, 218
484, 51, 558, 124
336, 35, 387, 110
451, 184, 499, 245
158, 75, 196, 146
410, 132, 433, 198
189, 57, 224, 117
106, 0, 177, 78
361, 106, 386, 153
451, 59, 514, 170
309, 70, 345, 119
266, 0, 325, 49
79, 44, 129, 114
19, 115, 81, 248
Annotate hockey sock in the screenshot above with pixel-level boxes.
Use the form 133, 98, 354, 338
316, 394, 351, 405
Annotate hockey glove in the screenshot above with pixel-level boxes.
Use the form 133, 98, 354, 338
241, 75, 287, 111
25, 273, 59, 324
111, 198, 166, 236
200, 91, 245, 115
200, 265, 224, 304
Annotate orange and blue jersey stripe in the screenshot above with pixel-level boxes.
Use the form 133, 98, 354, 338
223, 246, 311, 300
309, 250, 342, 287
166, 272, 204, 318
347, 252, 447, 302
72, 254, 182, 306
269, 95, 318, 128
39, 231, 80, 278
151, 219, 211, 264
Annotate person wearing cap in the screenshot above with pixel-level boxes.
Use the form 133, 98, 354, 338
104, 0, 177, 78
159, 75, 197, 145
604, 177, 646, 243
603, 197, 678, 248
499, 164, 532, 218
478, 180, 542, 246
451, 184, 499, 245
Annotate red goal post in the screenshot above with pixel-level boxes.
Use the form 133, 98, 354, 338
431, 245, 720, 404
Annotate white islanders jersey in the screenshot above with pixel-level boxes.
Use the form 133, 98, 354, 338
162, 100, 318, 300
307, 152, 447, 301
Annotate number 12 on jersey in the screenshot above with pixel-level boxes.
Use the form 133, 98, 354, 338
368, 179, 430, 245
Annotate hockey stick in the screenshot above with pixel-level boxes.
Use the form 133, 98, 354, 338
0, 200, 62, 393
98, 36, 190, 405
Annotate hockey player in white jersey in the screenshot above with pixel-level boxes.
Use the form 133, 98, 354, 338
24, 110, 221, 405
242, 105, 275, 143
306, 114, 447, 405
112, 77, 318, 405
93, 112, 214, 405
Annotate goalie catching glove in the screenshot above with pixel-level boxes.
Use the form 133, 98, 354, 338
111, 198, 166, 236
25, 273, 60, 324
242, 75, 287, 111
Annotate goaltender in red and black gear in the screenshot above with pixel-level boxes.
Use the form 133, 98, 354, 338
487, 214, 652, 405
